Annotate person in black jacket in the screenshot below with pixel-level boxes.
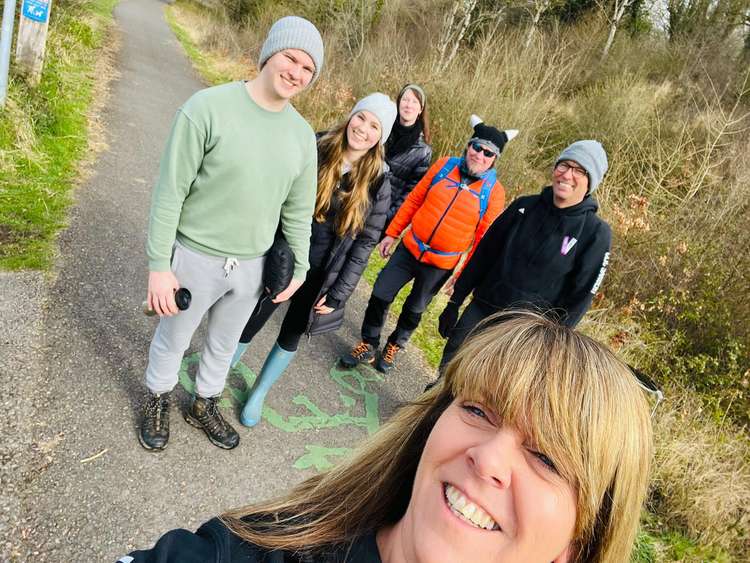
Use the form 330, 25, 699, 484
437, 140, 612, 371
118, 312, 654, 563
382, 84, 433, 231
230, 93, 395, 428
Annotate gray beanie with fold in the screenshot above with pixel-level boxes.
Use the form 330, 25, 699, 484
258, 16, 324, 84
349, 93, 398, 145
556, 140, 609, 194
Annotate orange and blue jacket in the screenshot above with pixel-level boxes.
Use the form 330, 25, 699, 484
385, 156, 506, 271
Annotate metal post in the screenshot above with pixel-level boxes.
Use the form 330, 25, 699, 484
0, 0, 18, 107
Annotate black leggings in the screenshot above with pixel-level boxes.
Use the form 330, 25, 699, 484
239, 270, 326, 352
438, 299, 494, 372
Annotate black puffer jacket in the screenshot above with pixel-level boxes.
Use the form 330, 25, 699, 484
384, 134, 432, 227
306, 168, 391, 336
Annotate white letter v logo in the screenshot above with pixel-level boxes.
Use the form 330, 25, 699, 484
561, 236, 578, 255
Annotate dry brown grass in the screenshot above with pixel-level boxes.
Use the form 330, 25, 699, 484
77, 12, 121, 183
169, 1, 255, 81
650, 387, 750, 556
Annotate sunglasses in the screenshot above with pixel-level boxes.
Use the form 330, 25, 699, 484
469, 142, 496, 158
628, 364, 664, 417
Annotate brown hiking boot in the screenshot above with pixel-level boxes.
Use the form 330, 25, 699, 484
375, 342, 401, 374
185, 396, 240, 450
339, 341, 376, 368
139, 391, 170, 451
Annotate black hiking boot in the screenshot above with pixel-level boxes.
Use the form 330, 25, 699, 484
375, 342, 401, 374
139, 392, 171, 451
185, 396, 240, 450
340, 341, 376, 368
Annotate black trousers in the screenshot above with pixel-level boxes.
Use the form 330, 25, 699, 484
238, 269, 326, 352
438, 299, 495, 372
361, 244, 451, 348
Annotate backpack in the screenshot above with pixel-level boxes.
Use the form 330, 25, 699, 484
428, 157, 496, 221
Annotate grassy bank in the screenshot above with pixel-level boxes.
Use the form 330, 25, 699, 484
165, 1, 749, 559
0, 0, 118, 270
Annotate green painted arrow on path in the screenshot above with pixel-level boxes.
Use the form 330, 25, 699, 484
177, 352, 383, 470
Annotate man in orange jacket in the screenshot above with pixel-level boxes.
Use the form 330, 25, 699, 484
341, 116, 517, 373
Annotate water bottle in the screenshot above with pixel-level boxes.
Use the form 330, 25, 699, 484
142, 288, 192, 316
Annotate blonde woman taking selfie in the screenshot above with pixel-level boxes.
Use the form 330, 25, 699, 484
120, 310, 653, 563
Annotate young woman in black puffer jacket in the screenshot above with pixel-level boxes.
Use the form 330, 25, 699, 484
382, 84, 433, 233
230, 93, 396, 428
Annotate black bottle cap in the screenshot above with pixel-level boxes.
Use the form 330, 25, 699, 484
175, 288, 192, 311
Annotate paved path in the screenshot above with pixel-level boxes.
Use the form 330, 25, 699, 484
11, 1, 432, 560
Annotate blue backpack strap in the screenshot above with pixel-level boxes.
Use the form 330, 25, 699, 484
477, 169, 497, 220
410, 231, 463, 256
430, 157, 461, 188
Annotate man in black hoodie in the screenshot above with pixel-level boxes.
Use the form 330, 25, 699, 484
437, 140, 611, 371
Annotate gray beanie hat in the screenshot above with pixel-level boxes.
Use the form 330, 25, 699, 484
258, 16, 324, 84
556, 140, 609, 194
349, 93, 398, 145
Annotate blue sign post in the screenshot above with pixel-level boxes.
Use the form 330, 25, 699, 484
22, 0, 50, 24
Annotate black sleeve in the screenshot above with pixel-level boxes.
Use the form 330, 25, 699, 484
451, 197, 523, 306
118, 518, 231, 563
558, 221, 612, 327
326, 174, 391, 305
391, 145, 432, 215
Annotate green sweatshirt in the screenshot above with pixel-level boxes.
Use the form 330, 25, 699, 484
147, 81, 317, 279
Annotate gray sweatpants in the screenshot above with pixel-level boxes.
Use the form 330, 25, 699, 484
145, 241, 264, 397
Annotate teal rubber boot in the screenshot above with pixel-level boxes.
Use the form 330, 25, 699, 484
240, 343, 295, 427
230, 342, 250, 369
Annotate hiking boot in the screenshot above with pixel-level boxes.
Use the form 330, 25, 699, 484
185, 396, 240, 450
375, 342, 401, 374
139, 392, 171, 451
340, 341, 376, 368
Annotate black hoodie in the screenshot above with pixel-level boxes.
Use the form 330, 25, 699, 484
451, 186, 611, 327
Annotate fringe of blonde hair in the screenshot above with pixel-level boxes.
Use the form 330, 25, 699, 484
222, 311, 653, 562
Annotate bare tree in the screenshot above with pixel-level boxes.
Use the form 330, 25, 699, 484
598, 0, 637, 59
434, 0, 481, 72
523, 0, 554, 49
668, 0, 750, 41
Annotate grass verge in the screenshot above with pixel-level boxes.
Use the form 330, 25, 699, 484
0, 0, 119, 270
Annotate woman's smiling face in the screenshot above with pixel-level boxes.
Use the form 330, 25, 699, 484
398, 88, 422, 126
346, 110, 382, 152
396, 399, 578, 562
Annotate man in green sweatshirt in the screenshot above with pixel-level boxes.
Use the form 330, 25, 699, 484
139, 16, 324, 452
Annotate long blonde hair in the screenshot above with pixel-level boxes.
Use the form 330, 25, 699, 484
222, 311, 653, 562
315, 118, 384, 238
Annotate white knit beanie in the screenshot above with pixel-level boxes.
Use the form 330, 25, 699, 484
348, 93, 398, 145
258, 16, 324, 84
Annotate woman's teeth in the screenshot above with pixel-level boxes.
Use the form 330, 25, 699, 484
444, 484, 500, 531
